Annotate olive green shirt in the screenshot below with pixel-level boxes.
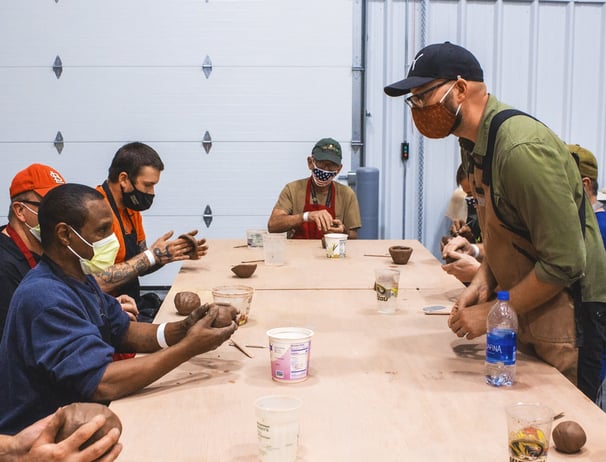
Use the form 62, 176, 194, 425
273, 178, 362, 235
460, 95, 606, 302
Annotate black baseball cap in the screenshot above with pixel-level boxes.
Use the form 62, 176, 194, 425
384, 42, 484, 97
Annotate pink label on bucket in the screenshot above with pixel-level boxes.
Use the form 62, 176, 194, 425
269, 339, 312, 382
267, 327, 314, 383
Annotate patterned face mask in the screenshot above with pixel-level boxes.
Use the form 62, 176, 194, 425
410, 81, 462, 139
312, 163, 339, 187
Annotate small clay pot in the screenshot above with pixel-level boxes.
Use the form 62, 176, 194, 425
389, 246, 413, 265
231, 264, 257, 278
179, 233, 200, 260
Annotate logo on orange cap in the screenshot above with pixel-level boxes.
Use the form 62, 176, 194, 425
10, 164, 66, 198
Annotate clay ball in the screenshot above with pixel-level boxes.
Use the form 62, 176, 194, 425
212, 303, 238, 328
552, 420, 587, 453
178, 233, 200, 260
174, 291, 201, 315
56, 402, 122, 448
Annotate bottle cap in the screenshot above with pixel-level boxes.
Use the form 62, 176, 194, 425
497, 291, 509, 301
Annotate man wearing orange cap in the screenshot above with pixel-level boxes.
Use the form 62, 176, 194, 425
0, 164, 66, 339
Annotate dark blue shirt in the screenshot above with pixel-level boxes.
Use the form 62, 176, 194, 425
0, 258, 130, 434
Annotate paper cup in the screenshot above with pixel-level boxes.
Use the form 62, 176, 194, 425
267, 327, 314, 383
324, 233, 348, 258
255, 395, 302, 462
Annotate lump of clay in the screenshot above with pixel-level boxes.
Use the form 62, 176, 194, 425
174, 291, 201, 315
179, 233, 200, 260
552, 420, 587, 454
56, 402, 122, 448
212, 303, 239, 328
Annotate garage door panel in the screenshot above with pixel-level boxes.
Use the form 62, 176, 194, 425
0, 140, 354, 223
0, 67, 352, 142
0, 0, 352, 67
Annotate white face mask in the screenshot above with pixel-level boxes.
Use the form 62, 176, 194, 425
18, 202, 41, 242
66, 226, 120, 275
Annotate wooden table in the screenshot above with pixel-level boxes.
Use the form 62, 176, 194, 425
173, 239, 463, 291
111, 240, 606, 461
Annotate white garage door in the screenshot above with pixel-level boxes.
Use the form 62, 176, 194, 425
0, 0, 354, 286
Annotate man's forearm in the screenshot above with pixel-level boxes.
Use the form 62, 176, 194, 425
508, 269, 565, 315
94, 252, 155, 293
268, 213, 304, 233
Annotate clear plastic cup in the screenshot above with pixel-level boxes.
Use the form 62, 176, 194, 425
255, 395, 302, 462
263, 232, 287, 266
211, 285, 254, 325
374, 268, 400, 314
506, 402, 553, 462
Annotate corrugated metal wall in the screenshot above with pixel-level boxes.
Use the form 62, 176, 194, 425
365, 0, 606, 258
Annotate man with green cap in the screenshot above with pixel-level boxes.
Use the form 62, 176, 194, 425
268, 138, 361, 239
568, 144, 606, 247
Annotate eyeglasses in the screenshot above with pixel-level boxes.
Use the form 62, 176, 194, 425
20, 200, 41, 207
405, 80, 451, 109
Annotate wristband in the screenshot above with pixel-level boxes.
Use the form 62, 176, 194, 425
303, 211, 310, 222
471, 244, 480, 259
144, 249, 156, 266
156, 322, 169, 349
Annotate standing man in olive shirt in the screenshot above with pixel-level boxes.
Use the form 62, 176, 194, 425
385, 41, 606, 401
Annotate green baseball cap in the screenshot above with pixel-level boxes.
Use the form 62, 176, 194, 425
312, 138, 342, 165
568, 144, 598, 181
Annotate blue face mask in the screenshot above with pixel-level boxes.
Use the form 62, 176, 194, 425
312, 163, 338, 187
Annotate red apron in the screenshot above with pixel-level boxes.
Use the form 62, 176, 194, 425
292, 178, 336, 240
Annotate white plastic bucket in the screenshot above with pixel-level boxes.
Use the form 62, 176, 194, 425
324, 233, 348, 258
267, 327, 314, 383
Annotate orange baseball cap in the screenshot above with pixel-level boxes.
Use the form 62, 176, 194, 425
10, 164, 66, 198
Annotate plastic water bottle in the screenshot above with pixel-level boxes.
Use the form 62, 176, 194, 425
485, 291, 518, 386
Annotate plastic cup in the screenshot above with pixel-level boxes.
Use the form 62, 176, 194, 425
374, 268, 400, 314
255, 395, 302, 462
211, 285, 254, 325
246, 229, 266, 248
324, 233, 348, 258
267, 327, 314, 383
506, 402, 553, 462
263, 232, 287, 266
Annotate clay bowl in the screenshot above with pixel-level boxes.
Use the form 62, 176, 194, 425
231, 264, 257, 278
388, 246, 413, 265
179, 233, 200, 260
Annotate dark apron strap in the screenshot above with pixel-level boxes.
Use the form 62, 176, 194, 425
101, 181, 141, 300
483, 109, 585, 345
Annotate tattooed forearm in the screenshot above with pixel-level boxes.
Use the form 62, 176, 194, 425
94, 253, 153, 293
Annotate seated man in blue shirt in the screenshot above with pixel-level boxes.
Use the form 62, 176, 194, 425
0, 183, 238, 435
